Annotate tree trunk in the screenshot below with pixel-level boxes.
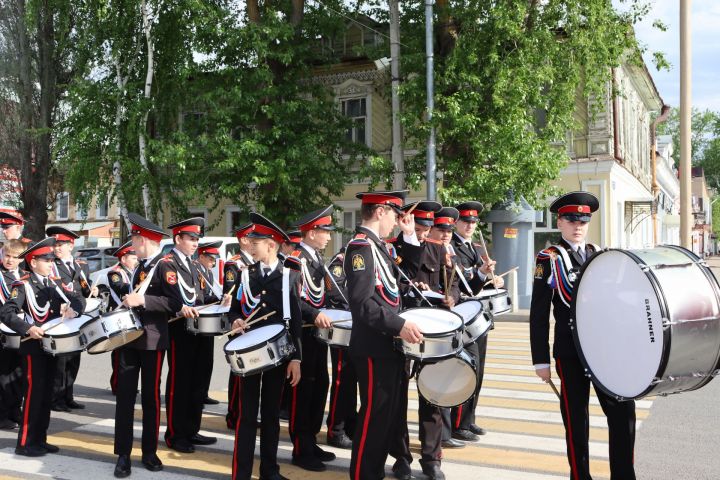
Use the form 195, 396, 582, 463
139, 0, 154, 220
113, 59, 131, 230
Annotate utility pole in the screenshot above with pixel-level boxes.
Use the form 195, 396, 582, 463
389, 0, 404, 190
680, 0, 692, 249
425, 0, 436, 200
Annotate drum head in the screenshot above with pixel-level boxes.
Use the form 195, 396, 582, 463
452, 301, 483, 323
87, 329, 145, 354
84, 298, 101, 313
476, 288, 507, 299
399, 308, 463, 334
225, 324, 284, 351
0, 323, 17, 334
199, 304, 231, 315
321, 309, 353, 323
42, 315, 94, 335
417, 352, 476, 407
574, 250, 665, 399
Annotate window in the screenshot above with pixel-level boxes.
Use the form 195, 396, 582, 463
342, 98, 367, 146
227, 207, 247, 236
340, 210, 361, 248
96, 195, 109, 219
533, 207, 560, 254
56, 192, 69, 220
75, 203, 88, 221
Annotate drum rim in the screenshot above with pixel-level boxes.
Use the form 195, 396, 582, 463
42, 316, 96, 338
571, 247, 674, 400
417, 350, 477, 407
223, 323, 288, 354
85, 328, 145, 354
399, 307, 464, 336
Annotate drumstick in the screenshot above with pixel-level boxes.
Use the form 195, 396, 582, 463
167, 301, 221, 323
443, 266, 449, 303
477, 228, 499, 295
223, 310, 276, 337
396, 265, 434, 307
548, 379, 561, 400
482, 266, 518, 287
302, 318, 352, 328
21, 316, 67, 343
404, 202, 420, 216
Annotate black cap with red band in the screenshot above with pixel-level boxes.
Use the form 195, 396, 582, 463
356, 190, 408, 214
293, 206, 336, 232
234, 223, 253, 241
107, 240, 135, 258
433, 207, 459, 230
21, 237, 56, 262
127, 213, 169, 242
167, 217, 205, 239
287, 230, 302, 244
550, 191, 599, 223
46, 226, 80, 244
248, 213, 290, 244
402, 200, 442, 227
0, 210, 24, 226
454, 201, 483, 222
198, 240, 222, 257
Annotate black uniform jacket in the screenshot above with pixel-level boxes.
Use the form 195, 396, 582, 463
0, 265, 24, 304
53, 257, 92, 298
450, 232, 488, 296
0, 274, 86, 353
128, 252, 185, 350
227, 262, 303, 362
284, 245, 328, 325
223, 250, 254, 294
529, 239, 598, 364
195, 261, 220, 305
325, 251, 349, 310
344, 226, 405, 359
107, 264, 132, 309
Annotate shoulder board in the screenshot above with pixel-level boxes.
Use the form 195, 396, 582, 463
425, 238, 442, 245
50, 275, 61, 281
354, 233, 367, 239
348, 238, 369, 246
14, 275, 30, 284
283, 256, 302, 271
290, 250, 301, 258
473, 242, 482, 247
537, 247, 558, 260
386, 237, 398, 244
76, 259, 87, 264
229, 254, 240, 261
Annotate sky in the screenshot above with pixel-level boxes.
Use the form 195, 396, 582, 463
628, 1, 720, 111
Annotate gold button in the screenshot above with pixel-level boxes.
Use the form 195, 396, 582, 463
262, 290, 266, 295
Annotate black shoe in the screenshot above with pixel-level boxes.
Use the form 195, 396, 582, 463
141, 453, 163, 472
114, 454, 131, 478
441, 438, 466, 449
421, 464, 446, 480
52, 404, 71, 413
41, 442, 60, 453
189, 433, 217, 445
165, 438, 195, 453
313, 444, 336, 462
0, 418, 17, 430
259, 474, 289, 480
327, 433, 352, 449
392, 459, 414, 480
291, 456, 327, 472
468, 424, 486, 436
452, 429, 479, 442
67, 400, 85, 409
15, 445, 47, 457
203, 396, 219, 405
278, 408, 289, 421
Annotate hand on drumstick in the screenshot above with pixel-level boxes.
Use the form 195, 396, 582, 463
397, 210, 415, 236
314, 312, 333, 329
26, 325, 44, 340
122, 292, 145, 308
180, 305, 200, 319
479, 258, 497, 276
442, 296, 456, 309
535, 366, 551, 383
231, 318, 248, 333
62, 307, 78, 320
287, 361, 301, 387
413, 281, 430, 291
220, 293, 232, 308
89, 286, 100, 298
399, 320, 423, 344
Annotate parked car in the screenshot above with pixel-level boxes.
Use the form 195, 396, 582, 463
89, 237, 240, 313
74, 247, 117, 273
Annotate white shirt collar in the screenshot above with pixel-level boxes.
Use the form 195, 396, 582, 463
260, 259, 279, 273
35, 273, 50, 285
142, 248, 162, 265
173, 247, 192, 264
562, 237, 586, 252
299, 242, 316, 257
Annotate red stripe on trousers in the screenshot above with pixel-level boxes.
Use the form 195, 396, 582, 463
455, 405, 463, 430
112, 352, 119, 391
556, 359, 579, 480
354, 358, 374, 480
155, 351, 163, 440
167, 340, 177, 439
20, 355, 32, 447
291, 385, 299, 455
232, 377, 243, 480
327, 349, 343, 437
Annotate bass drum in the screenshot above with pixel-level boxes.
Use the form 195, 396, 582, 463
416, 350, 477, 407
573, 245, 720, 400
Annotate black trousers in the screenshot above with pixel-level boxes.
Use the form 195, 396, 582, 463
451, 335, 487, 431
388, 366, 411, 467
289, 330, 329, 459
109, 350, 119, 395
199, 335, 214, 402
227, 371, 239, 427
0, 348, 23, 422
52, 352, 80, 406
231, 363, 286, 480
114, 348, 165, 456
326, 347, 358, 439
190, 334, 214, 435
17, 342, 57, 449
165, 324, 207, 445
350, 354, 406, 480
555, 356, 636, 480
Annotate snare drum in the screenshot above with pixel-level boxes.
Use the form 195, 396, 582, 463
81, 308, 145, 354
187, 305, 231, 335
224, 324, 295, 377
41, 315, 95, 355
573, 245, 720, 400
315, 309, 353, 348
395, 308, 463, 361
417, 350, 477, 407
476, 288, 512, 316
452, 300, 493, 345
84, 297, 102, 318
0, 323, 20, 350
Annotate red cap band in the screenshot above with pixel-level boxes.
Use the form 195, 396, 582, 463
53, 234, 75, 243
235, 226, 253, 240
26, 246, 53, 262
115, 246, 135, 258
130, 225, 164, 243
299, 216, 333, 232
361, 194, 403, 208
459, 209, 478, 217
414, 210, 435, 219
251, 224, 284, 243
0, 210, 24, 225
288, 235, 302, 243
173, 225, 202, 236
434, 217, 456, 225
199, 247, 220, 255
558, 205, 591, 215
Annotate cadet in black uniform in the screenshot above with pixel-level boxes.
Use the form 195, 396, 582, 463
46, 226, 97, 412
447, 202, 501, 441
163, 217, 219, 453
0, 211, 25, 261
345, 191, 423, 480
0, 238, 85, 457
0, 239, 27, 430
227, 212, 303, 480
284, 206, 337, 472
113, 213, 187, 478
530, 191, 636, 480
107, 241, 138, 395
324, 247, 357, 449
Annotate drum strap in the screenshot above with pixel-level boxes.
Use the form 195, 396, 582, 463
21, 281, 50, 324
237, 268, 261, 317
107, 266, 130, 307
299, 258, 325, 307
282, 267, 290, 323
367, 241, 400, 306
538, 245, 576, 307
454, 264, 474, 296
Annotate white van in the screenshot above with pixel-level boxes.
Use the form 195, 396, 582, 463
89, 236, 240, 312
